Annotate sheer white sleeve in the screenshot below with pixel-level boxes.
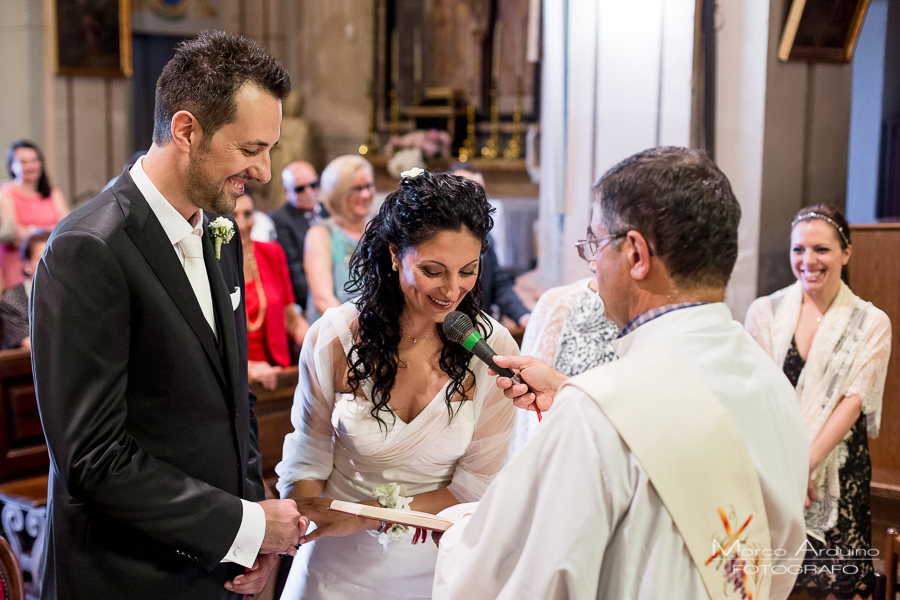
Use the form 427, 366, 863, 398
520, 281, 580, 364
275, 305, 349, 496
447, 320, 519, 503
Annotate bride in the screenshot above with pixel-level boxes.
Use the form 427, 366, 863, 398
275, 169, 519, 599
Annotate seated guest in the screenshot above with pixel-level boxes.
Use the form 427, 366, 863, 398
433, 147, 809, 600
304, 155, 374, 322
232, 191, 309, 390
276, 170, 517, 599
0, 229, 49, 349
0, 140, 69, 289
745, 204, 891, 600
449, 163, 530, 327
507, 272, 619, 459
270, 161, 327, 308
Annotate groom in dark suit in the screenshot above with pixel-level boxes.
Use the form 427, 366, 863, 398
30, 32, 306, 599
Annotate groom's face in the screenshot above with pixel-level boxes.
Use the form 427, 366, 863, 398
186, 83, 282, 215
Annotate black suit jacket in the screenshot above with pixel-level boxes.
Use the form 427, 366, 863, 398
30, 171, 262, 599
269, 202, 324, 310
480, 239, 529, 323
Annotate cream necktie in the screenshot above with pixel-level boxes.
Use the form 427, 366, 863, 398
178, 232, 217, 338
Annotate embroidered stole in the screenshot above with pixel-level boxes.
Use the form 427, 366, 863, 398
562, 344, 772, 600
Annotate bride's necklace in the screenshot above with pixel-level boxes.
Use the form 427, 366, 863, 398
402, 328, 435, 344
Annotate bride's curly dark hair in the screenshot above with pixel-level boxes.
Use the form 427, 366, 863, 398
345, 171, 495, 429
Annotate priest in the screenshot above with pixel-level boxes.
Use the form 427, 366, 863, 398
433, 147, 809, 600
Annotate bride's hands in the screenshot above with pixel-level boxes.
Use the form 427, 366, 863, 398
295, 496, 377, 544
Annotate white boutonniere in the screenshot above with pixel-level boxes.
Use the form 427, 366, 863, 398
209, 217, 235, 260
400, 167, 426, 180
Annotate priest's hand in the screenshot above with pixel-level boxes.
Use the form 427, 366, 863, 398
294, 496, 376, 544
490, 355, 566, 413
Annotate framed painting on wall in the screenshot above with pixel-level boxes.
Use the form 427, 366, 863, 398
55, 0, 133, 77
778, 0, 871, 63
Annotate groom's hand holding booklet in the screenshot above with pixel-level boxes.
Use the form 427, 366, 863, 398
328, 500, 456, 532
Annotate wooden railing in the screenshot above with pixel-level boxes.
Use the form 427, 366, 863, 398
847, 224, 900, 555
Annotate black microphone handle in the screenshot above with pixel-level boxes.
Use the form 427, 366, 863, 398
471, 338, 517, 378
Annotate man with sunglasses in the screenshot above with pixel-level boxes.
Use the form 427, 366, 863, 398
434, 147, 809, 600
270, 161, 328, 310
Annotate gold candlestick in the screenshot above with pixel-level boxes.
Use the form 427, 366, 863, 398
389, 87, 400, 139
481, 85, 499, 159
359, 83, 378, 155
458, 96, 477, 161
503, 77, 524, 159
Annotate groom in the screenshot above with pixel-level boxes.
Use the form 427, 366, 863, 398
30, 32, 305, 599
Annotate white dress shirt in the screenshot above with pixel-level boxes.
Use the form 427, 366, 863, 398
129, 158, 266, 568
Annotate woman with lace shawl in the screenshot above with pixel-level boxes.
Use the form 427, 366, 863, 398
275, 170, 518, 599
745, 204, 891, 600
506, 269, 618, 459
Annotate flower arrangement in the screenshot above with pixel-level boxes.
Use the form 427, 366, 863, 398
369, 483, 414, 549
384, 129, 452, 178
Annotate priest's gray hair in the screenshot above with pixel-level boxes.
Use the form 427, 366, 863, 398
590, 146, 740, 289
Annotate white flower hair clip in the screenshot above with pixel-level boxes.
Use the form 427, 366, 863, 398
209, 217, 235, 260
400, 167, 426, 180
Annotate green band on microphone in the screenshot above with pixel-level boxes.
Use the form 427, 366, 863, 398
460, 329, 483, 352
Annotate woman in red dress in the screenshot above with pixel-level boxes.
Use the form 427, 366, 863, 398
232, 191, 309, 389
0, 140, 69, 289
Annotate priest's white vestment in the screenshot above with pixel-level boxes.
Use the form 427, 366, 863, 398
433, 303, 809, 600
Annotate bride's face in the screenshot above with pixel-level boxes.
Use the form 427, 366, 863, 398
392, 229, 482, 324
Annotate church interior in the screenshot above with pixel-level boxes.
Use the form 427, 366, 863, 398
0, 0, 899, 598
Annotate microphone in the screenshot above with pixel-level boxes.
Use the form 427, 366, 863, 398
443, 311, 541, 420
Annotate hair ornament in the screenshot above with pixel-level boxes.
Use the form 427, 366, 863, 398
400, 167, 425, 181
791, 212, 850, 247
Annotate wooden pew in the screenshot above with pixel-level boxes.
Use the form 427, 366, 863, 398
847, 224, 900, 557
249, 367, 299, 484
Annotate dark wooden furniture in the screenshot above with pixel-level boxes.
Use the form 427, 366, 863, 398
885, 527, 899, 600
0, 350, 48, 482
249, 367, 299, 484
0, 535, 25, 600
847, 225, 900, 558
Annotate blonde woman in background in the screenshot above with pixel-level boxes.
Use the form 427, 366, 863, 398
303, 154, 375, 322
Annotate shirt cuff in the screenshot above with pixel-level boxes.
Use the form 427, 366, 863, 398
220, 500, 266, 568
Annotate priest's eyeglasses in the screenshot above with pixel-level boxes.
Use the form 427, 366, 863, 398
575, 233, 624, 261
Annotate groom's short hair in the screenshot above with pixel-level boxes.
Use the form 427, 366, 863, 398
152, 30, 291, 147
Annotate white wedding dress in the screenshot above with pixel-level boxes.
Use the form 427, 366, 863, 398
275, 303, 518, 599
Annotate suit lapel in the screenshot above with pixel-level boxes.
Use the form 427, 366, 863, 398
202, 218, 241, 413
116, 174, 229, 391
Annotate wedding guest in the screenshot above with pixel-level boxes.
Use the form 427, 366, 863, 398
276, 170, 518, 599
0, 229, 50, 349
270, 161, 328, 309
304, 155, 374, 322
506, 272, 619, 459
231, 191, 309, 391
0, 140, 69, 289
449, 163, 530, 327
745, 204, 891, 600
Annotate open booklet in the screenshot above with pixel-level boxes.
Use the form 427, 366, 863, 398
328, 500, 477, 532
